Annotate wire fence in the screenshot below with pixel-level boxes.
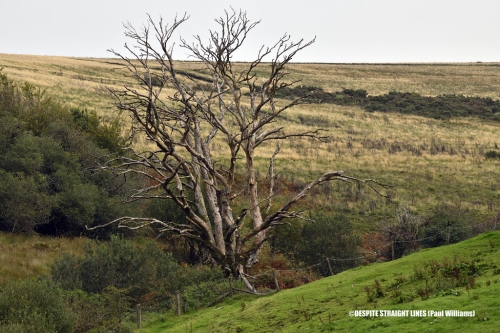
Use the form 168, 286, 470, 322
388, 214, 500, 259
131, 214, 499, 328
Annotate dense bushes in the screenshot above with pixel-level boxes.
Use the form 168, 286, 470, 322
0, 170, 52, 233
0, 71, 132, 236
364, 92, 500, 120
422, 204, 473, 248
375, 204, 477, 260
48, 237, 228, 330
271, 212, 361, 276
51, 236, 224, 308
485, 150, 500, 160
274, 85, 500, 121
0, 235, 227, 333
0, 277, 76, 333
379, 205, 422, 258
51, 236, 181, 299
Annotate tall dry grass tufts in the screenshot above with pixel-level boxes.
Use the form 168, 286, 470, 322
1, 54, 499, 227
0, 233, 88, 285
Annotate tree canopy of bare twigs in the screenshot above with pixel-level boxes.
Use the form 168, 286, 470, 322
89, 9, 389, 291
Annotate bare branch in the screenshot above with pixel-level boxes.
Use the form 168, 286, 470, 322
264, 143, 280, 216
95, 10, 388, 291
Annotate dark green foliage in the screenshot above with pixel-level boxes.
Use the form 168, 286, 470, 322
365, 279, 385, 302
51, 236, 180, 299
143, 73, 164, 87
61, 290, 107, 333
364, 92, 500, 120
274, 85, 500, 121
422, 204, 473, 248
0, 277, 76, 333
62, 286, 136, 333
342, 88, 368, 98
271, 212, 361, 276
270, 218, 303, 258
167, 264, 224, 295
70, 108, 126, 154
0, 79, 69, 135
273, 85, 346, 104
299, 213, 361, 275
182, 279, 230, 310
0, 170, 52, 233
101, 286, 133, 331
51, 236, 225, 314
380, 205, 422, 259
0, 70, 130, 236
485, 150, 500, 159
146, 198, 212, 264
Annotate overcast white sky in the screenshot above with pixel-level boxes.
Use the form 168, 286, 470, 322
1, 0, 499, 63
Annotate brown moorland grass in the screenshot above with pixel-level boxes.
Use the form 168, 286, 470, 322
286, 62, 500, 98
1, 54, 499, 231
0, 233, 89, 285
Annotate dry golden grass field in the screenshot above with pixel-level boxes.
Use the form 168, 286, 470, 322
1, 53, 499, 230
0, 233, 88, 285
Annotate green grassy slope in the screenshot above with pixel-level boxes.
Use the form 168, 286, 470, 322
142, 230, 500, 332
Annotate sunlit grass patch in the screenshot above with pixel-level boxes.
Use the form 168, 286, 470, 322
1, 54, 499, 227
0, 233, 88, 285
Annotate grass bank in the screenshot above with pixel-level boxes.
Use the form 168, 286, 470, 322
141, 230, 500, 332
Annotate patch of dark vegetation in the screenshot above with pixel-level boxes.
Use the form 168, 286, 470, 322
274, 85, 500, 121
49, 236, 228, 331
377, 254, 491, 305
146, 66, 213, 85
0, 70, 133, 237
175, 69, 213, 83
365, 279, 385, 302
485, 150, 500, 160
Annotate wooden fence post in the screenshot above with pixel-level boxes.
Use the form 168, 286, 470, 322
136, 304, 141, 329
229, 275, 234, 296
391, 241, 395, 261
326, 257, 334, 276
176, 291, 181, 316
272, 269, 280, 292
446, 227, 450, 245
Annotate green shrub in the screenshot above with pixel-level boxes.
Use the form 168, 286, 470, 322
272, 82, 500, 121
52, 236, 181, 300
272, 212, 361, 276
422, 204, 473, 248
61, 290, 106, 333
380, 204, 423, 259
0, 277, 76, 333
342, 88, 367, 98
182, 279, 229, 311
0, 70, 132, 236
485, 150, 500, 159
52, 236, 225, 315
146, 198, 235, 265
0, 170, 52, 233
70, 108, 126, 153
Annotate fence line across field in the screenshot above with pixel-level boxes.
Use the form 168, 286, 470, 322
132, 217, 500, 326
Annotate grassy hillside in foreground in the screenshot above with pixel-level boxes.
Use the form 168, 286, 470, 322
141, 230, 500, 332
1, 54, 499, 231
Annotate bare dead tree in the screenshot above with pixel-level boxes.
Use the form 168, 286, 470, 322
89, 9, 388, 291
